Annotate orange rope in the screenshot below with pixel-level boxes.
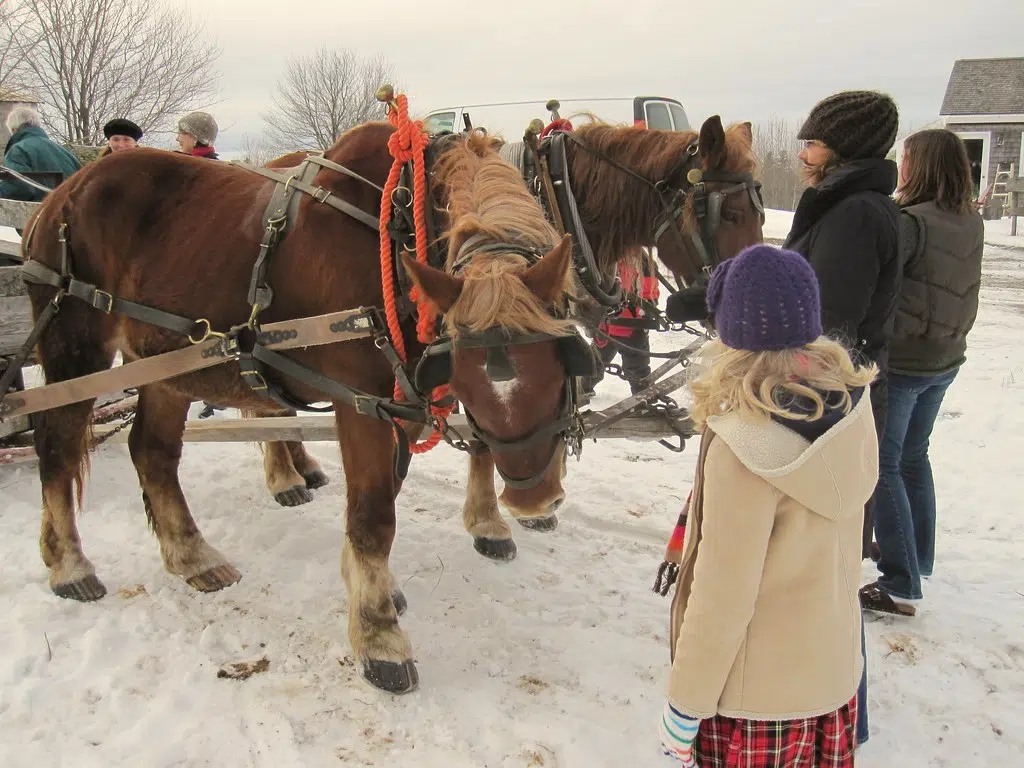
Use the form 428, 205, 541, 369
378, 93, 454, 454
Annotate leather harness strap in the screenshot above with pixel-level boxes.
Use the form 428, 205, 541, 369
20, 260, 204, 337
0, 307, 380, 422
234, 160, 382, 234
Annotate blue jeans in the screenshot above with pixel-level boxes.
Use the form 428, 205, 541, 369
857, 611, 869, 745
874, 369, 958, 600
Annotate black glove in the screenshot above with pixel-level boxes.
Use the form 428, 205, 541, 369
665, 286, 710, 323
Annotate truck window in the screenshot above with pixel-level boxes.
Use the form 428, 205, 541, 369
644, 102, 673, 130
424, 111, 457, 135
669, 103, 690, 131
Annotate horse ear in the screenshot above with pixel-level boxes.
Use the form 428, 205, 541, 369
698, 115, 727, 169
402, 254, 464, 313
734, 121, 753, 146
520, 234, 572, 305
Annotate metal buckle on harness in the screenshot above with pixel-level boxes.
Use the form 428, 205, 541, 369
92, 290, 113, 313
312, 187, 331, 203
241, 369, 268, 391
188, 318, 227, 345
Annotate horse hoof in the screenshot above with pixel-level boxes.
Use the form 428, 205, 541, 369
52, 574, 107, 602
362, 658, 419, 694
474, 536, 518, 561
392, 588, 408, 616
517, 515, 559, 532
186, 564, 242, 592
303, 469, 329, 490
274, 485, 313, 507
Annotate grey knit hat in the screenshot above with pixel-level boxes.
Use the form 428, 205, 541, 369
797, 90, 898, 161
177, 111, 218, 146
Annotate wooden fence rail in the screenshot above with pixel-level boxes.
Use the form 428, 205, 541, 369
0, 199, 38, 260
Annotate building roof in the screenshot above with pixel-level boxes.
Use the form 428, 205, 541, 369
0, 86, 40, 104
940, 57, 1024, 116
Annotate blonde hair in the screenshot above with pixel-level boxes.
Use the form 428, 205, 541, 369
689, 336, 877, 428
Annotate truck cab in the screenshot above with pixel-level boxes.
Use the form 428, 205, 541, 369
423, 96, 690, 139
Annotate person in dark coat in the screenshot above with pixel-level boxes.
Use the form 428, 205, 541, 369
782, 89, 901, 750
100, 118, 143, 157
860, 129, 984, 618
783, 90, 901, 556
176, 109, 224, 419
0, 106, 82, 201
176, 111, 219, 160
586, 249, 660, 396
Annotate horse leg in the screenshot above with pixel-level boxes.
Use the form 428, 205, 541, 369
286, 440, 329, 490
263, 439, 313, 507
242, 408, 319, 507
337, 406, 416, 694
129, 385, 241, 591
463, 451, 517, 561
35, 399, 107, 600
33, 304, 114, 600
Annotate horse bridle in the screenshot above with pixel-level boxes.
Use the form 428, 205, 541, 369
561, 132, 765, 288
415, 236, 592, 490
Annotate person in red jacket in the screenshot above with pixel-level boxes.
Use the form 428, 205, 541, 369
587, 248, 659, 396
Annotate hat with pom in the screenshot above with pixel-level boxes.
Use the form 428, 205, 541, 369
706, 245, 822, 351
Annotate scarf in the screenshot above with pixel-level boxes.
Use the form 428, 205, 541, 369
653, 490, 690, 596
191, 145, 217, 159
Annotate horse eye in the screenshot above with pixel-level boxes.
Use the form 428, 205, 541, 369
720, 209, 739, 223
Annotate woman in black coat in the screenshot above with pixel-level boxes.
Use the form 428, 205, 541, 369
783, 90, 902, 750
784, 90, 902, 554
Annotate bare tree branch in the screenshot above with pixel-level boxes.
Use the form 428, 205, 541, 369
9, 0, 221, 145
0, 0, 39, 94
238, 132, 276, 167
753, 116, 804, 212
263, 47, 395, 152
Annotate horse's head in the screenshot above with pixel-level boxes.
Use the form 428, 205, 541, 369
404, 235, 583, 516
653, 116, 764, 286
566, 117, 764, 298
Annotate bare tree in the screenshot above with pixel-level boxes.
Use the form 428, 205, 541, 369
263, 47, 395, 152
0, 1, 37, 94
238, 132, 277, 167
753, 116, 805, 212
10, 0, 220, 145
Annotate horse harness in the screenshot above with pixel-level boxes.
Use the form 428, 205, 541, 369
3, 145, 597, 489
509, 129, 765, 296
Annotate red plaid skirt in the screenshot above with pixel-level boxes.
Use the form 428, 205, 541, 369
694, 697, 857, 767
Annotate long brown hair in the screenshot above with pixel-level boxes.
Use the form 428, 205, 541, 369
896, 129, 975, 214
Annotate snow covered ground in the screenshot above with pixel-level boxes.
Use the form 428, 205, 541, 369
1, 219, 1023, 767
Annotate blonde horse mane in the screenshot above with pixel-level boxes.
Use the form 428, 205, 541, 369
432, 132, 574, 337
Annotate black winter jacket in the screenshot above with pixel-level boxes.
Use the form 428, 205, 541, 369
784, 159, 901, 374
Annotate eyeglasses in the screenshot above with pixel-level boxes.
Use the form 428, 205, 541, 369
802, 140, 827, 150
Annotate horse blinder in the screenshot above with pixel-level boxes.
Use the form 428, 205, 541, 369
413, 332, 596, 394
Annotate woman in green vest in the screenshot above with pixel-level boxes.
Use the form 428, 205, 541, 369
860, 129, 984, 617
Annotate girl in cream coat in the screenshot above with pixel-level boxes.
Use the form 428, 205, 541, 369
659, 245, 879, 768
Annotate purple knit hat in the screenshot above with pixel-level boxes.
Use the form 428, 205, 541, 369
706, 245, 822, 352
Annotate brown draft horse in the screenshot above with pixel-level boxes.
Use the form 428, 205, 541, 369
264, 149, 317, 169
248, 115, 764, 559
455, 116, 764, 557
24, 124, 577, 693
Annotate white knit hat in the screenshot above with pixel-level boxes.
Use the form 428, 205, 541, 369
177, 111, 218, 146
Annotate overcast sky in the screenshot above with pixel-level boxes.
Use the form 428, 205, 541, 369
181, 0, 1023, 152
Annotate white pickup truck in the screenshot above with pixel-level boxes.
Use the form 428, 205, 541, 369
423, 95, 691, 140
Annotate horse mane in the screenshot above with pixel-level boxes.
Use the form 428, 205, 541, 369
567, 122, 759, 274
432, 132, 573, 337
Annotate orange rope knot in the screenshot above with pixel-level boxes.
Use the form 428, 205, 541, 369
378, 92, 454, 454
